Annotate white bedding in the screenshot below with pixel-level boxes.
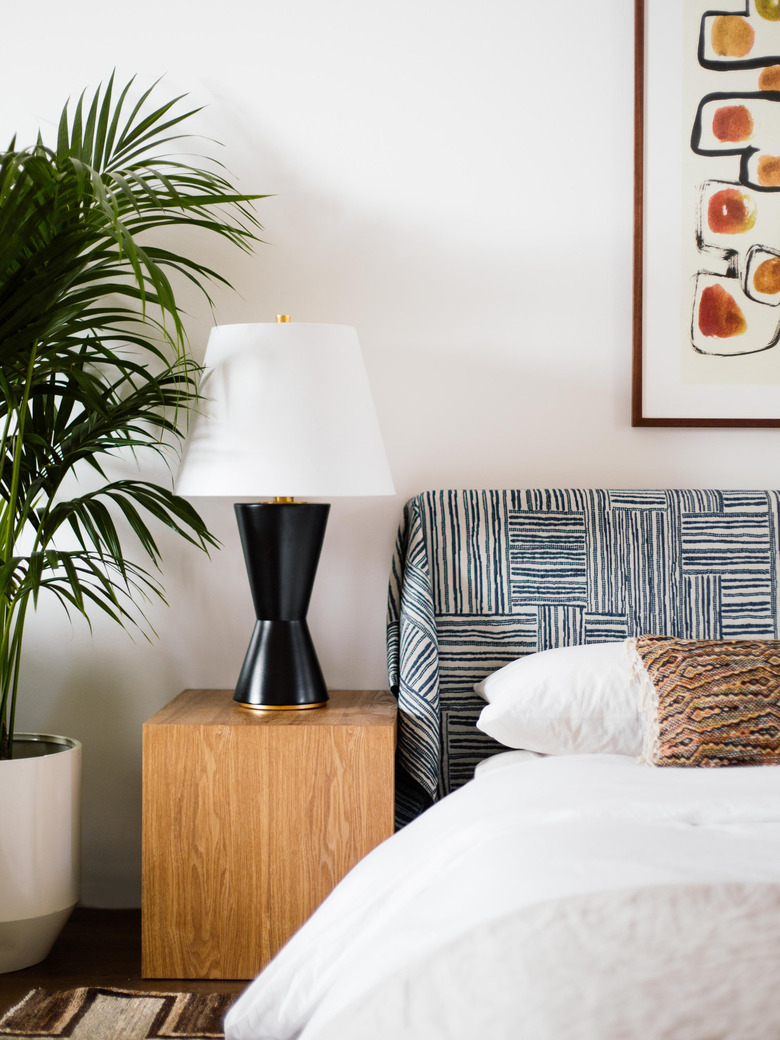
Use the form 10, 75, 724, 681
224, 754, 780, 1040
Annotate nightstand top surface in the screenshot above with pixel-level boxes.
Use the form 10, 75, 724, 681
144, 688, 396, 728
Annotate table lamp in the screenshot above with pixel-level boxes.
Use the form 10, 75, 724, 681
175, 318, 395, 710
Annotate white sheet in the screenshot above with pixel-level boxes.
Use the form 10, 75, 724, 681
224, 754, 780, 1040
312, 882, 780, 1040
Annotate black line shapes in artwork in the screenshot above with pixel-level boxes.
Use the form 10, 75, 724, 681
691, 91, 780, 191
690, 270, 780, 354
691, 179, 780, 355
688, 4, 780, 355
699, 3, 780, 72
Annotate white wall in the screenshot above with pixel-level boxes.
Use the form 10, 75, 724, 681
4, 0, 780, 906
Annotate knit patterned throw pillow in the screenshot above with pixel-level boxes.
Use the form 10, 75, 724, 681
629, 636, 780, 767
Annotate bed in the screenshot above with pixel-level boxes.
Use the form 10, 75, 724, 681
225, 489, 780, 1040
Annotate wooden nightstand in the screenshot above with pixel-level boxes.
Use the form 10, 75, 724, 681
141, 689, 396, 980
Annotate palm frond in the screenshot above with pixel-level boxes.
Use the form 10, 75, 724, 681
0, 74, 266, 756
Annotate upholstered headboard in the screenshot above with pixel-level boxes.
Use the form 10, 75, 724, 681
387, 489, 780, 825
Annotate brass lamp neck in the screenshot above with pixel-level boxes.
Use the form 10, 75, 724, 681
272, 316, 294, 505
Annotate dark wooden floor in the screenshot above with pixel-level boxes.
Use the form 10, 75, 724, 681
0, 909, 246, 1017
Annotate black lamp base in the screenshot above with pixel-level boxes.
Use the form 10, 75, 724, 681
235, 620, 328, 710
233, 502, 330, 710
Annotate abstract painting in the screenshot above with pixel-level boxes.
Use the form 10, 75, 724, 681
634, 0, 780, 425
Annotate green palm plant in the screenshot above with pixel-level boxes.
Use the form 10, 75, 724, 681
0, 74, 266, 758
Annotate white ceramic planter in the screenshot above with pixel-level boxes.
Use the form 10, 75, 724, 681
0, 734, 81, 973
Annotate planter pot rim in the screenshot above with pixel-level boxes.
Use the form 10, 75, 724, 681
11, 733, 81, 751
4, 735, 81, 760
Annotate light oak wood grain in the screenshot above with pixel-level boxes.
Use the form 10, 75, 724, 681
142, 690, 396, 980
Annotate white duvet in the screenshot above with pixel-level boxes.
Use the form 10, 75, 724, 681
224, 754, 780, 1040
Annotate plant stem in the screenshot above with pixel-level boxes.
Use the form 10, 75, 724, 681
6, 595, 29, 756
0, 346, 36, 758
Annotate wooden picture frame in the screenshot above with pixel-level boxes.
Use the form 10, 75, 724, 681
633, 0, 780, 427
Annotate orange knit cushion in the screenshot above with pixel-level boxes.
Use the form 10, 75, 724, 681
631, 636, 780, 767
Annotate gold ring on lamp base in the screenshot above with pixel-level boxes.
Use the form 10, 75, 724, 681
236, 700, 328, 713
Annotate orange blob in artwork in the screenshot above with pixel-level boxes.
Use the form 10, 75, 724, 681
759, 65, 780, 89
756, 0, 780, 20
707, 188, 757, 234
758, 155, 780, 186
712, 105, 754, 142
698, 285, 747, 338
711, 15, 755, 56
753, 257, 780, 294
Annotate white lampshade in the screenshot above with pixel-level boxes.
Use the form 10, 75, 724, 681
176, 323, 395, 498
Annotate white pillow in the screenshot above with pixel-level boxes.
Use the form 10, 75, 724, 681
475, 641, 643, 755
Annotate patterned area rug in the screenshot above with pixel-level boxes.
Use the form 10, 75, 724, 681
0, 988, 236, 1039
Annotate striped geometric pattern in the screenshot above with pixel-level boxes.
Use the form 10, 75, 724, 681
0, 987, 234, 1039
387, 490, 780, 824
633, 636, 780, 768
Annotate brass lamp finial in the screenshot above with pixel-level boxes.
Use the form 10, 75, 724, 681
276, 314, 291, 323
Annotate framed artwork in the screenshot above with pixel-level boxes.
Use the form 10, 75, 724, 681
633, 0, 780, 426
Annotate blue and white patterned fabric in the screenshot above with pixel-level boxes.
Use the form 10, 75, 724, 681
387, 489, 780, 825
